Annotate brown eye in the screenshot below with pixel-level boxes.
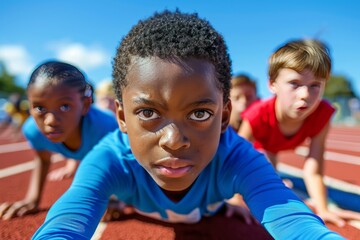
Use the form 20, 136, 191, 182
189, 110, 212, 121
137, 109, 159, 120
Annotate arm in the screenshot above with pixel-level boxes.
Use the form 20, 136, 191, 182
237, 119, 254, 142
47, 157, 80, 181
32, 149, 114, 239
236, 150, 344, 239
229, 109, 242, 132
0, 150, 52, 220
304, 122, 360, 227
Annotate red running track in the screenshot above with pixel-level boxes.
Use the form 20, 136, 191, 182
0, 126, 359, 239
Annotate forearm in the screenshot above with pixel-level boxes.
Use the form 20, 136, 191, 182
262, 200, 344, 239
303, 167, 328, 213
25, 156, 51, 204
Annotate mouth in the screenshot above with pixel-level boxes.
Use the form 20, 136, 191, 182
154, 157, 194, 178
45, 130, 63, 140
297, 105, 308, 111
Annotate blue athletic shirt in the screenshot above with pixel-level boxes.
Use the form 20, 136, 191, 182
32, 128, 344, 239
22, 106, 118, 160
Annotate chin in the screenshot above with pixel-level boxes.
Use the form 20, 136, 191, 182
157, 179, 193, 192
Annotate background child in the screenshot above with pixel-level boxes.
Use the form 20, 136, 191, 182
229, 74, 259, 132
238, 39, 360, 227
48, 80, 117, 182
0, 93, 30, 141
0, 60, 118, 220
95, 80, 116, 113
33, 11, 343, 239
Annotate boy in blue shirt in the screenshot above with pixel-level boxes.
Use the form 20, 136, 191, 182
33, 11, 343, 239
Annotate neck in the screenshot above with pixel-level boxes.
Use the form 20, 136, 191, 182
161, 187, 191, 203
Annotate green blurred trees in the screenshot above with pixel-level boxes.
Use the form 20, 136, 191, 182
324, 75, 358, 124
324, 75, 357, 99
0, 62, 26, 96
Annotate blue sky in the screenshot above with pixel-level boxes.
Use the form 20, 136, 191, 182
1, 1, 359, 99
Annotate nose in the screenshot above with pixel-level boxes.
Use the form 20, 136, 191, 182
44, 112, 59, 126
298, 85, 310, 100
159, 123, 190, 151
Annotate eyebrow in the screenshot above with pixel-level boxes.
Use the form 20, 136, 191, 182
132, 96, 217, 108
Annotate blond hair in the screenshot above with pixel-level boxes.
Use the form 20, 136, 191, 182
268, 39, 331, 83
96, 81, 115, 98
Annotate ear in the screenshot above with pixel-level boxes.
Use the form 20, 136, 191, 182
268, 79, 276, 94
221, 99, 232, 133
81, 97, 92, 115
115, 99, 127, 133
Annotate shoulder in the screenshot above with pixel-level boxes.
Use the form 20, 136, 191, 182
243, 97, 274, 117
22, 117, 52, 149
22, 117, 40, 139
85, 106, 118, 129
318, 99, 336, 114
308, 99, 336, 122
87, 106, 116, 120
217, 128, 259, 162
242, 97, 275, 129
91, 129, 132, 156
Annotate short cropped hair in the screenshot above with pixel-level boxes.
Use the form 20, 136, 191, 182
231, 74, 257, 92
268, 39, 331, 83
112, 10, 232, 103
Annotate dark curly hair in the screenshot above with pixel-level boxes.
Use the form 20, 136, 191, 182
112, 10, 232, 103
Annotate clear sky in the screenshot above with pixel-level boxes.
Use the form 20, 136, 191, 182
1, 0, 359, 99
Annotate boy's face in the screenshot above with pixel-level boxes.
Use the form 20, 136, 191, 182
270, 68, 325, 120
230, 84, 257, 114
116, 57, 231, 191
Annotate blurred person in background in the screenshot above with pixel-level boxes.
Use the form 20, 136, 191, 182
237, 38, 360, 227
95, 80, 116, 113
0, 93, 30, 141
49, 80, 117, 181
229, 74, 259, 132
0, 60, 118, 220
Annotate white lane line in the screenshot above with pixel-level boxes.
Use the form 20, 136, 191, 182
295, 146, 360, 166
326, 140, 360, 153
91, 222, 107, 240
0, 157, 64, 179
0, 142, 31, 154
279, 162, 360, 229
278, 163, 360, 195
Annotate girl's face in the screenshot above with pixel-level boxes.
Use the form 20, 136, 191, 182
270, 68, 325, 121
27, 82, 90, 150
116, 57, 230, 192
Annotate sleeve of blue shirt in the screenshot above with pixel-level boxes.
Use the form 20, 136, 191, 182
32, 129, 345, 240
220, 129, 344, 239
32, 141, 116, 240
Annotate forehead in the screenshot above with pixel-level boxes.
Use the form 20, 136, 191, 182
123, 57, 221, 104
126, 57, 217, 87
27, 82, 81, 100
129, 56, 215, 77
277, 68, 322, 81
231, 84, 256, 94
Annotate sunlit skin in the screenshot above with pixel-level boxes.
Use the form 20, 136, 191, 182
270, 68, 325, 135
27, 82, 90, 150
115, 57, 231, 194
